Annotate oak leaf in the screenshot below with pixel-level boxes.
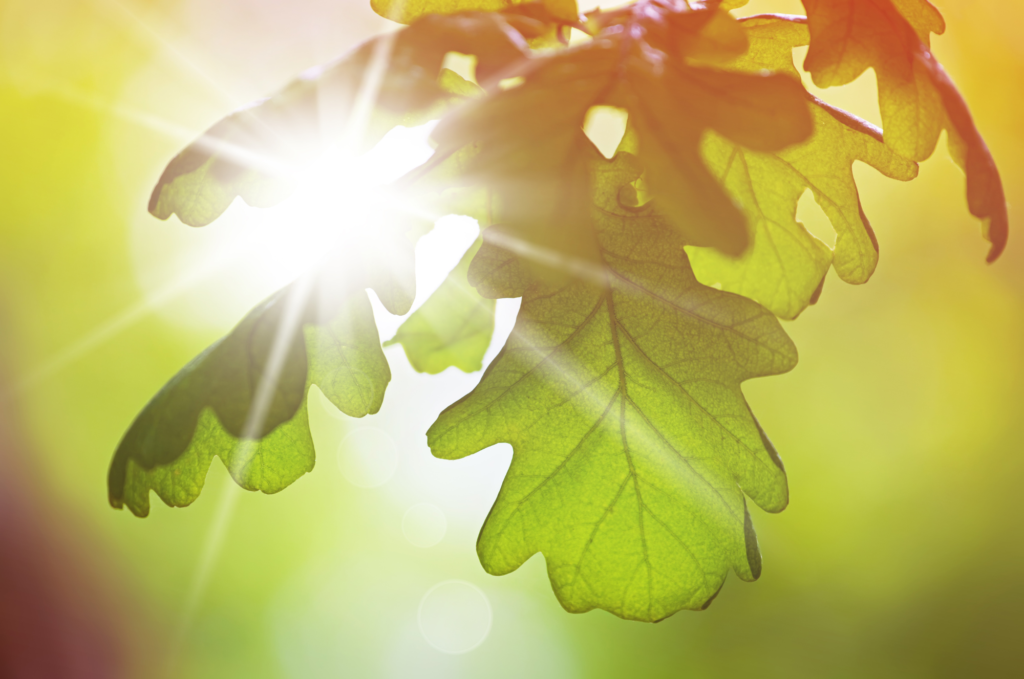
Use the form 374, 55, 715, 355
689, 14, 918, 319
801, 0, 1008, 261
428, 150, 796, 621
109, 210, 424, 516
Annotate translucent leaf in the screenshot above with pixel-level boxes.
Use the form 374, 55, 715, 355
801, 0, 1008, 261
689, 15, 918, 319
429, 151, 796, 621
109, 214, 423, 516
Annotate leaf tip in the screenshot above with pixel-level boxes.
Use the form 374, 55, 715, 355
743, 504, 763, 581
807, 271, 827, 308
699, 582, 726, 611
984, 214, 1009, 264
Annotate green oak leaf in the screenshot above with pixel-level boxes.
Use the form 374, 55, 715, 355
428, 150, 796, 621
110, 292, 386, 517
109, 213, 424, 516
385, 239, 496, 374
149, 13, 531, 227
688, 15, 918, 320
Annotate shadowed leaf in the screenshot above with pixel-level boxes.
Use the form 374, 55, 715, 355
431, 4, 812, 275
110, 291, 387, 517
109, 212, 424, 517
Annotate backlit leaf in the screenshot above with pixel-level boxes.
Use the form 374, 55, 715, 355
801, 0, 1008, 261
109, 212, 424, 516
109, 290, 387, 517
689, 15, 918, 319
428, 150, 796, 621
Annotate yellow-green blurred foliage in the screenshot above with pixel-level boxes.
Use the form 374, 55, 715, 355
1, 0, 1021, 676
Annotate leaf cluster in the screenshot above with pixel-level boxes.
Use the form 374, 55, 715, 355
111, 0, 1008, 621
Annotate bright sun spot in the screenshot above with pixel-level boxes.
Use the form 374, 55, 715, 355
131, 120, 478, 331
256, 120, 440, 291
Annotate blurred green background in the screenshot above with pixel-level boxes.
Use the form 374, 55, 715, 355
1, 0, 1021, 676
